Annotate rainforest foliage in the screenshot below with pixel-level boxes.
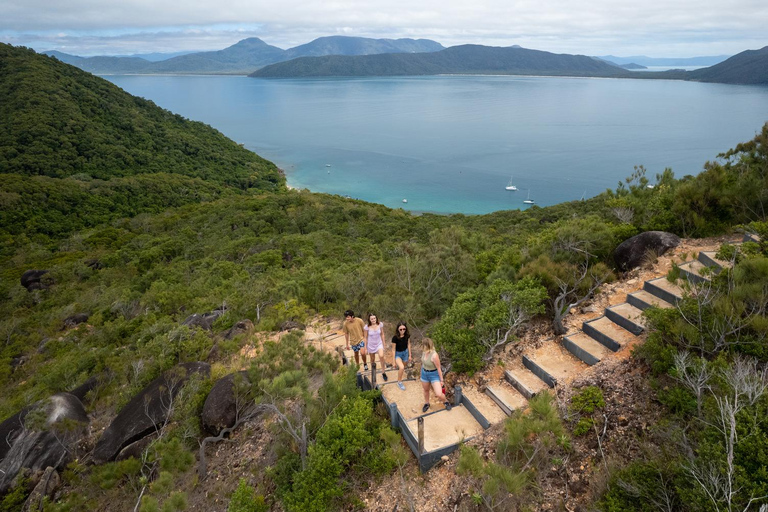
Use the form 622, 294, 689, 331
2, 43, 768, 511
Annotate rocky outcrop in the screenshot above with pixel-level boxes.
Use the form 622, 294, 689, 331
614, 231, 681, 271
22, 466, 60, 512
201, 371, 251, 436
181, 309, 226, 331
62, 313, 89, 330
224, 319, 254, 340
20, 270, 51, 292
279, 320, 305, 331
0, 393, 89, 494
93, 362, 210, 464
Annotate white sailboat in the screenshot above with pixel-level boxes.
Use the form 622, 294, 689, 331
523, 189, 534, 204
505, 176, 517, 191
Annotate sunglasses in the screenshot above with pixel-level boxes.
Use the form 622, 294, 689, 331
398, 327, 406, 331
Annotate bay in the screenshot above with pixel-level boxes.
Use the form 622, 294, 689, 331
105, 75, 768, 214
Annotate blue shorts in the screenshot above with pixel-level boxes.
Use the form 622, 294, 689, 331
420, 368, 440, 383
395, 350, 409, 363
350, 340, 365, 352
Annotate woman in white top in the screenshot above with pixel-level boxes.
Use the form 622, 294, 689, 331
364, 313, 388, 380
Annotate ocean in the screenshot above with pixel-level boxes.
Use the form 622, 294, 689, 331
105, 74, 768, 214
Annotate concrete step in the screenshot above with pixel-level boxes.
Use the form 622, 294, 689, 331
523, 342, 588, 388
485, 382, 528, 416
644, 277, 684, 304
698, 250, 731, 271
605, 302, 646, 334
678, 260, 712, 284
627, 289, 675, 311
563, 332, 613, 366
380, 379, 448, 421
462, 386, 509, 425
404, 405, 484, 453
583, 316, 635, 351
504, 368, 550, 399
359, 365, 400, 389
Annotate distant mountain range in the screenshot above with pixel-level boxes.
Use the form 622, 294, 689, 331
44, 36, 444, 75
598, 54, 730, 67
251, 45, 626, 78
251, 44, 768, 85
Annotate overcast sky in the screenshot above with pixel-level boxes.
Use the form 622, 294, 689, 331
1, 0, 766, 57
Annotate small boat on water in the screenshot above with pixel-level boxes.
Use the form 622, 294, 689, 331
402, 199, 408, 203
523, 189, 534, 204
505, 175, 517, 191
325, 164, 331, 167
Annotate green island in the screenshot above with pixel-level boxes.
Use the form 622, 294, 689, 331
2, 42, 768, 511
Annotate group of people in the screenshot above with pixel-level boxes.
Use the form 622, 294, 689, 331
342, 310, 452, 412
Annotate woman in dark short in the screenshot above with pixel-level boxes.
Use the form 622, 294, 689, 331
391, 322, 411, 390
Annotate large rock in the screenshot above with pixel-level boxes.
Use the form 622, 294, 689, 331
613, 231, 681, 271
224, 319, 254, 340
181, 309, 226, 331
20, 270, 51, 292
0, 393, 89, 494
0, 409, 29, 463
62, 313, 89, 330
22, 466, 60, 512
201, 371, 251, 436
93, 362, 210, 463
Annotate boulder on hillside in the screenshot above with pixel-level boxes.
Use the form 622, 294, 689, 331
22, 466, 60, 512
614, 231, 681, 271
0, 409, 29, 463
181, 308, 226, 331
69, 374, 104, 403
20, 270, 52, 292
279, 320, 305, 331
201, 371, 251, 436
0, 393, 89, 494
92, 362, 210, 464
62, 313, 89, 330
224, 319, 254, 340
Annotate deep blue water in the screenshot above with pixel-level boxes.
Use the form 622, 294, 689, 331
105, 75, 768, 214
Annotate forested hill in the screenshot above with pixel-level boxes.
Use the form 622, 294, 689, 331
250, 44, 627, 78
687, 45, 768, 84
0, 43, 283, 247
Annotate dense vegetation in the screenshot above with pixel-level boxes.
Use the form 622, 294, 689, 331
0, 43, 283, 248
2, 44, 768, 510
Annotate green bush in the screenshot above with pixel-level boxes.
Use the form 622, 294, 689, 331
228, 479, 268, 512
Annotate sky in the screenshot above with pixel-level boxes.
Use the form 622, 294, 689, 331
1, 0, 767, 58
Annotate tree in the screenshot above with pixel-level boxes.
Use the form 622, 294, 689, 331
432, 277, 547, 373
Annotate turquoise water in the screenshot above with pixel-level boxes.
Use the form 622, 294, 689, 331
105, 75, 768, 214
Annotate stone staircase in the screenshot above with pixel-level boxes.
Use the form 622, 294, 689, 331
307, 238, 749, 471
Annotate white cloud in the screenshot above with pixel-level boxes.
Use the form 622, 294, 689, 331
1, 0, 766, 56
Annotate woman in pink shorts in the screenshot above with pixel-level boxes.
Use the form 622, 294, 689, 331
364, 313, 388, 380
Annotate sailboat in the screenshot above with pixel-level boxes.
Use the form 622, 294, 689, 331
523, 189, 535, 204
505, 176, 517, 191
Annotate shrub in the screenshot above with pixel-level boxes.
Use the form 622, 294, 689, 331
228, 479, 268, 512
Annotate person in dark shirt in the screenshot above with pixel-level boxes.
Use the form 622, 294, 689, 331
391, 322, 411, 390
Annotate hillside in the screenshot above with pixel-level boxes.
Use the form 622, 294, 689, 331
251, 44, 626, 78
0, 43, 283, 246
687, 45, 768, 84
45, 36, 445, 75
3, 37, 768, 512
